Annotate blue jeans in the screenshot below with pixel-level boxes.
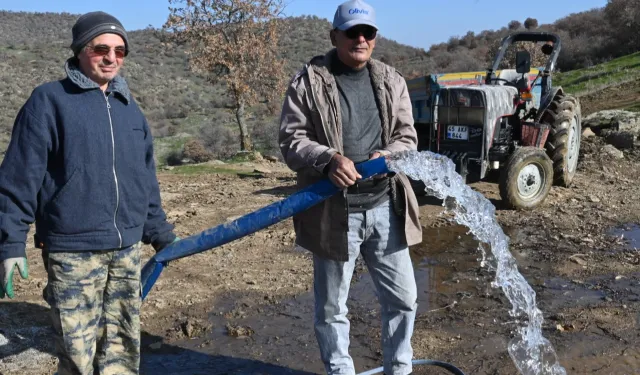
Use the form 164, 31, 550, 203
313, 200, 417, 375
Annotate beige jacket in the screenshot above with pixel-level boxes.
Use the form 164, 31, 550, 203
279, 49, 422, 261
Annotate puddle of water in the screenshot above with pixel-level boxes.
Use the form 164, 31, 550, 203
410, 224, 483, 314
151, 225, 484, 374
346, 224, 483, 320
141, 225, 638, 374
608, 223, 640, 249
579, 273, 640, 303
200, 290, 377, 374
537, 278, 606, 310
141, 289, 327, 374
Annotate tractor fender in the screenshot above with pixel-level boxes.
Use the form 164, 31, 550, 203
536, 87, 564, 122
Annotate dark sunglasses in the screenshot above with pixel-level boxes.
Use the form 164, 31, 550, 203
86, 44, 126, 58
344, 25, 377, 41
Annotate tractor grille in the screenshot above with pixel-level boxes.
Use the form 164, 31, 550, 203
436, 88, 486, 158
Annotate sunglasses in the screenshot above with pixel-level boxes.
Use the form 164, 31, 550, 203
86, 44, 126, 58
343, 25, 377, 41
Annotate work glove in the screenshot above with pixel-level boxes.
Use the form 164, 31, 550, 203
154, 236, 180, 253
0, 257, 28, 299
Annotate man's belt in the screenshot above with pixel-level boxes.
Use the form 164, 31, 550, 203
347, 177, 388, 194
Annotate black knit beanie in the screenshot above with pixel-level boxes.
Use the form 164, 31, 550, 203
70, 11, 130, 57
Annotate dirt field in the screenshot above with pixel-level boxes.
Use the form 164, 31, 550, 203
579, 79, 640, 116
1, 133, 639, 375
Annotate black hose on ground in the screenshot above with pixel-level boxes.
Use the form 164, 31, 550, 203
356, 359, 466, 375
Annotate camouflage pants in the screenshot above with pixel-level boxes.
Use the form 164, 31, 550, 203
47, 243, 142, 375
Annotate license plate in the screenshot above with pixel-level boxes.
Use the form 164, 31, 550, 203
446, 125, 469, 140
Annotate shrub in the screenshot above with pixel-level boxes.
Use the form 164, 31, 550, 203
182, 138, 213, 163
200, 123, 238, 159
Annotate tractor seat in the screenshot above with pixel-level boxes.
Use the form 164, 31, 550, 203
497, 69, 522, 84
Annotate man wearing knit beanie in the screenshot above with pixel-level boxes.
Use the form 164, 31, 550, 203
70, 11, 130, 57
0, 10, 178, 375
68, 11, 131, 91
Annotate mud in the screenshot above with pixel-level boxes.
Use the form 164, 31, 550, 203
1, 135, 640, 374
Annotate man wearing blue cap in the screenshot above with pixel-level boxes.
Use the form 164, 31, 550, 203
279, 1, 422, 374
0, 11, 178, 375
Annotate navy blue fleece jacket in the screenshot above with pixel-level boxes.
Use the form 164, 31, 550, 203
0, 59, 176, 261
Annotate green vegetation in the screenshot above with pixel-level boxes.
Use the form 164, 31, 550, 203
556, 52, 640, 95
153, 135, 190, 167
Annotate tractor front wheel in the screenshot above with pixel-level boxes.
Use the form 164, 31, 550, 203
499, 147, 553, 210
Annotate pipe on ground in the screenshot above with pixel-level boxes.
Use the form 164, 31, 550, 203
141, 157, 390, 299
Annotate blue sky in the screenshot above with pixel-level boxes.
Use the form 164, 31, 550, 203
0, 0, 607, 50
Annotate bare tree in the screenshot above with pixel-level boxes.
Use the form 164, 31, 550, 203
164, 0, 288, 152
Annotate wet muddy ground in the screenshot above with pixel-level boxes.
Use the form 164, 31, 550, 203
1, 136, 640, 374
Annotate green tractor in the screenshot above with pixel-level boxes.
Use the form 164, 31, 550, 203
407, 31, 581, 210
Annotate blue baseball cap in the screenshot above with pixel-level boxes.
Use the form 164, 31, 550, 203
332, 0, 378, 31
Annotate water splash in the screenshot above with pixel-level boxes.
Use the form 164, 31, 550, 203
387, 150, 566, 375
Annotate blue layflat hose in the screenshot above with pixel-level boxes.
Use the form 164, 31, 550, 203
141, 157, 390, 300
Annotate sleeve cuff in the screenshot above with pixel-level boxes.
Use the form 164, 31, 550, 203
0, 244, 27, 262
313, 149, 338, 174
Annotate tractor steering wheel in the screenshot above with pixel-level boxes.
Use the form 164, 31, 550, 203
488, 78, 513, 85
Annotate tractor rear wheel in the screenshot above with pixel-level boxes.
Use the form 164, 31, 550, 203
499, 147, 553, 210
541, 93, 581, 187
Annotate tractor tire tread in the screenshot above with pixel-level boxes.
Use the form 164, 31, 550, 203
542, 93, 581, 187
499, 147, 553, 210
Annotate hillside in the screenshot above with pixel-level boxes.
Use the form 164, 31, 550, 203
0, 12, 432, 161
556, 52, 640, 94
0, 1, 639, 162
555, 52, 640, 115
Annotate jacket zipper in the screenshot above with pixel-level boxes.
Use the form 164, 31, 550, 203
104, 92, 122, 248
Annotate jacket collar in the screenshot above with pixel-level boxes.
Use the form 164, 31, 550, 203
306, 49, 391, 147
65, 58, 131, 104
